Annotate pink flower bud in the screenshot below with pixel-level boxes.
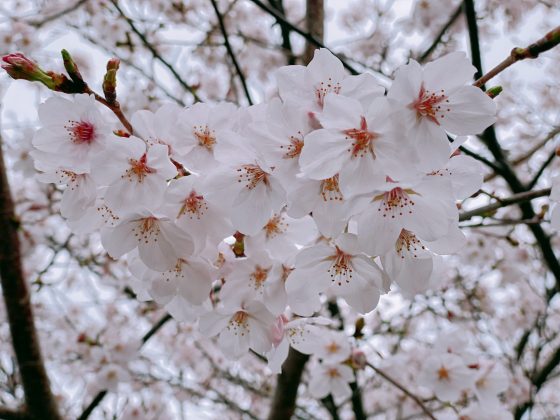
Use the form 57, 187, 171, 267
1, 53, 55, 89
350, 349, 367, 370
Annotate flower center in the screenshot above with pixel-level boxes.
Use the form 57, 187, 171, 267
437, 366, 450, 381
328, 246, 353, 286
193, 125, 216, 151
411, 84, 449, 125
237, 164, 269, 190
250, 265, 270, 290
228, 311, 250, 336
326, 341, 341, 354
320, 174, 343, 202
374, 187, 417, 218
66, 120, 95, 144
133, 217, 160, 244
395, 229, 425, 258
264, 214, 287, 239
327, 367, 341, 378
280, 132, 304, 159
125, 153, 156, 182
178, 190, 207, 219
343, 116, 378, 158
315, 78, 341, 108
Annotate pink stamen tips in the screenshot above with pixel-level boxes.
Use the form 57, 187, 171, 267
411, 84, 449, 125
66, 120, 96, 144
343, 116, 378, 158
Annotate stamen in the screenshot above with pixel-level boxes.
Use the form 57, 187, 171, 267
237, 164, 269, 189
65, 120, 95, 144
320, 175, 343, 202
343, 116, 378, 158
410, 84, 449, 125
193, 125, 216, 151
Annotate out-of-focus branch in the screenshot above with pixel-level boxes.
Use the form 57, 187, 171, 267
109, 0, 202, 102
459, 188, 551, 222
527, 148, 557, 190
267, 0, 296, 64
484, 127, 560, 182
303, 0, 324, 65
29, 0, 89, 28
366, 362, 436, 420
515, 346, 560, 419
417, 4, 463, 63
474, 25, 560, 88
0, 134, 62, 419
247, 0, 359, 74
77, 313, 173, 420
267, 348, 309, 420
0, 407, 27, 420
209, 0, 253, 105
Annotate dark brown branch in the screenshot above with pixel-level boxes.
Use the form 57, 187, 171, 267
109, 0, 202, 102
0, 138, 61, 419
303, 0, 324, 65
267, 348, 309, 420
418, 4, 463, 63
247, 0, 359, 74
0, 407, 28, 420
459, 188, 551, 222
77, 313, 172, 420
267, 0, 296, 65
209, 0, 254, 105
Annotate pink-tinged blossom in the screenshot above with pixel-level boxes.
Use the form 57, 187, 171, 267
286, 233, 385, 316
220, 250, 286, 315
299, 94, 403, 195
266, 316, 332, 374
355, 175, 458, 257
198, 297, 276, 359
32, 94, 112, 172
37, 168, 97, 221
285, 173, 356, 239
174, 102, 238, 173
140, 257, 214, 306
92, 137, 177, 213
314, 331, 351, 364
388, 52, 496, 170
162, 175, 233, 253
417, 353, 476, 402
203, 132, 286, 235
276, 48, 384, 113
381, 226, 466, 297
308, 362, 355, 403
244, 212, 318, 261
131, 104, 191, 159
101, 210, 194, 272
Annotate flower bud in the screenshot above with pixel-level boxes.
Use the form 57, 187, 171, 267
103, 58, 120, 103
1, 53, 55, 89
486, 86, 503, 99
350, 349, 367, 370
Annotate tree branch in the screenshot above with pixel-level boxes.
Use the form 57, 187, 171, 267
366, 362, 436, 420
267, 348, 309, 420
209, 0, 253, 105
109, 0, 202, 102
474, 25, 560, 88
418, 4, 463, 63
0, 407, 28, 420
0, 135, 61, 419
77, 313, 172, 420
246, 0, 359, 74
459, 188, 551, 222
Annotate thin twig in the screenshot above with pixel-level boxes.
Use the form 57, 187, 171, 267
109, 0, 202, 102
28, 0, 89, 28
474, 25, 560, 88
209, 0, 253, 105
527, 149, 557, 190
366, 362, 436, 420
459, 188, 551, 222
246, 0, 359, 75
418, 4, 463, 63
77, 313, 173, 420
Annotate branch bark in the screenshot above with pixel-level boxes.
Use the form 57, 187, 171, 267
0, 137, 61, 418
267, 348, 309, 420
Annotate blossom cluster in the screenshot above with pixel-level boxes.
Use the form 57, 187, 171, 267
30, 49, 495, 387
